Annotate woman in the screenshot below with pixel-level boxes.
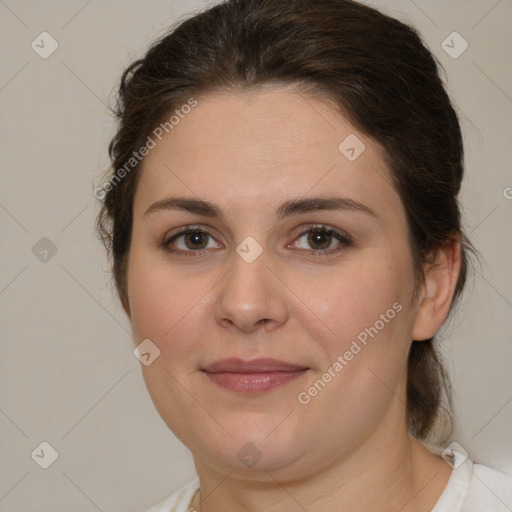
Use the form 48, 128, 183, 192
96, 0, 512, 510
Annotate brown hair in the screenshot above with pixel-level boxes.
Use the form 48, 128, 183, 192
97, 0, 475, 443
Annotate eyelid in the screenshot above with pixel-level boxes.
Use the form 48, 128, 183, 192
288, 224, 353, 254
163, 223, 353, 256
292, 223, 352, 243
163, 225, 213, 243
163, 225, 222, 252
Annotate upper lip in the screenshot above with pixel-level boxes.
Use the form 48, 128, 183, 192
202, 358, 309, 373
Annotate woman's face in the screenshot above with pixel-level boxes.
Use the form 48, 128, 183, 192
127, 86, 423, 478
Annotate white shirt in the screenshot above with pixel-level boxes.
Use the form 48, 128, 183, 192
144, 444, 512, 512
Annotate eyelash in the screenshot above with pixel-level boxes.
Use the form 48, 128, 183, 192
163, 224, 353, 258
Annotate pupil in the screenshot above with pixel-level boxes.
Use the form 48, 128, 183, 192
308, 230, 331, 250
186, 232, 207, 249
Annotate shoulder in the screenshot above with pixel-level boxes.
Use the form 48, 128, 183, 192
425, 442, 512, 512
462, 457, 512, 511
143, 478, 200, 512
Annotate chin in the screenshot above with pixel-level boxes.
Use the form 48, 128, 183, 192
185, 411, 311, 474
204, 433, 308, 475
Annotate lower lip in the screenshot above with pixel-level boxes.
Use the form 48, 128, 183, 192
203, 370, 308, 393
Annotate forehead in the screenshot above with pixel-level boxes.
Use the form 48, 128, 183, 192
133, 86, 402, 221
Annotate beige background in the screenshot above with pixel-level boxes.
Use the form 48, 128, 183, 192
1, 0, 511, 510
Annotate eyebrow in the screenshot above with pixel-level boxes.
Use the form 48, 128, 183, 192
144, 196, 377, 220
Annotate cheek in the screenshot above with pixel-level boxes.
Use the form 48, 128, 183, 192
290, 254, 412, 358
128, 260, 173, 343
290, 259, 413, 444
126, 249, 214, 437
127, 247, 216, 367
290, 253, 414, 415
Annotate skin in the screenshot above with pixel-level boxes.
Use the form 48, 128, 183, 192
125, 86, 461, 511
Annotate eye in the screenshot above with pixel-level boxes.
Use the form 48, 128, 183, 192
164, 227, 222, 256
163, 224, 352, 257
290, 225, 352, 255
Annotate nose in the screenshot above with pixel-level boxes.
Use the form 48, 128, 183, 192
214, 247, 289, 334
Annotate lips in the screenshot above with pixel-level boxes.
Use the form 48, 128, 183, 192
201, 358, 309, 393
203, 358, 308, 373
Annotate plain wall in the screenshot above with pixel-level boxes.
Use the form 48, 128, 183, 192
1, 0, 511, 510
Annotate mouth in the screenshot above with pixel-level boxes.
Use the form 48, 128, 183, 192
201, 358, 310, 394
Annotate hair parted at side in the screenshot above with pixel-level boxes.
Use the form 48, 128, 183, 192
97, 0, 476, 443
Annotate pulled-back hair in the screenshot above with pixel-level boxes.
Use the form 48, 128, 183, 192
97, 0, 475, 443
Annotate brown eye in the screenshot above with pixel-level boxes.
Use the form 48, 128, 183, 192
182, 232, 209, 250
307, 229, 334, 250
164, 228, 222, 255
292, 226, 352, 255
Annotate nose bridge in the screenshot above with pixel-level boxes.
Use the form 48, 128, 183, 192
214, 239, 288, 332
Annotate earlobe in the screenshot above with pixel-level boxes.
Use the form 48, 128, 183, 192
412, 238, 461, 341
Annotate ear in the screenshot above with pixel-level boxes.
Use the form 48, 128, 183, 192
412, 236, 462, 341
